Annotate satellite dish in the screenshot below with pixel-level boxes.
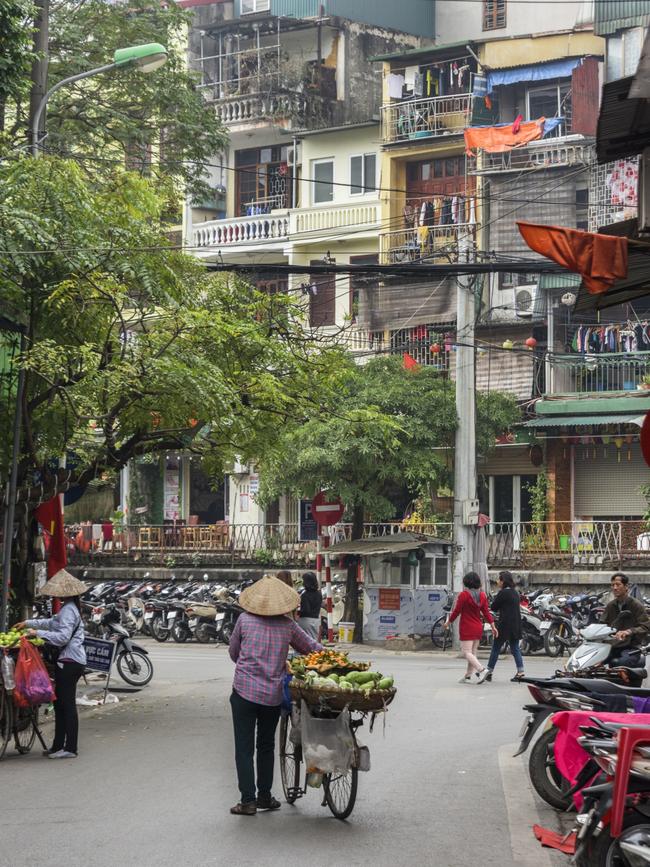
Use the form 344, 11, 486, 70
561, 292, 577, 306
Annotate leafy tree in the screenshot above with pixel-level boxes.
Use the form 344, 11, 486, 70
258, 355, 519, 632
3, 0, 226, 202
0, 0, 33, 129
0, 157, 346, 607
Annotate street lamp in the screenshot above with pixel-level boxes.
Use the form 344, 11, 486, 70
31, 42, 168, 157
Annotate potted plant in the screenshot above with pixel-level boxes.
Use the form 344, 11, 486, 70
637, 374, 650, 391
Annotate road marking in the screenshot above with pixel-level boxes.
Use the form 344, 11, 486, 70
498, 743, 555, 867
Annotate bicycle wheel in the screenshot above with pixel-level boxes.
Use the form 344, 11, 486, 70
430, 617, 448, 649
279, 713, 302, 804
116, 650, 153, 687
0, 688, 13, 760
14, 704, 37, 754
323, 767, 358, 820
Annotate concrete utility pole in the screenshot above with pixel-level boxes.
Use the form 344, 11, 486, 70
452, 233, 478, 596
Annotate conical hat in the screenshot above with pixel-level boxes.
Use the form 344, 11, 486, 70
38, 568, 88, 598
239, 575, 300, 617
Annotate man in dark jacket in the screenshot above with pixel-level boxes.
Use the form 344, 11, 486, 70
602, 573, 650, 651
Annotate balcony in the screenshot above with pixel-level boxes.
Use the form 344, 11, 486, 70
191, 200, 381, 252
549, 353, 650, 396
292, 200, 380, 237
192, 211, 290, 251
380, 223, 476, 264
468, 136, 593, 175
381, 94, 474, 144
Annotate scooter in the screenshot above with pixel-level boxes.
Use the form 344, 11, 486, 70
566, 623, 647, 674
97, 606, 154, 687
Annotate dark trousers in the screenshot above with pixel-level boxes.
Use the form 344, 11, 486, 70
230, 690, 281, 804
487, 638, 524, 673
52, 661, 85, 754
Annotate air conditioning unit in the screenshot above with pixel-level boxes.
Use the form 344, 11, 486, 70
231, 458, 250, 475
514, 284, 539, 318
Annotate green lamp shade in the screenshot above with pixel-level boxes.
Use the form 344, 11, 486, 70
113, 43, 168, 73
407, 550, 418, 566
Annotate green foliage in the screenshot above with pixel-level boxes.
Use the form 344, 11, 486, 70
526, 471, 549, 523
0, 157, 346, 518
0, 0, 33, 111
3, 0, 226, 201
258, 356, 519, 522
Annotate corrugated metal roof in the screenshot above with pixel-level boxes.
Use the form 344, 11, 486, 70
539, 272, 581, 291
271, 0, 435, 36
370, 40, 471, 63
325, 533, 451, 556
522, 413, 645, 428
595, 0, 650, 35
597, 76, 650, 163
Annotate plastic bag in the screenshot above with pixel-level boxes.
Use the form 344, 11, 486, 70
14, 637, 55, 707
300, 700, 354, 774
1, 652, 15, 690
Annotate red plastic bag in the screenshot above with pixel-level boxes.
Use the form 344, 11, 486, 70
14, 637, 55, 707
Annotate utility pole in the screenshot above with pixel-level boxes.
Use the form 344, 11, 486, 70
28, 0, 49, 153
452, 232, 478, 598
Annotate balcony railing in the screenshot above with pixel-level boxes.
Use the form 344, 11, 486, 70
215, 92, 307, 125
469, 136, 593, 175
63, 520, 650, 570
381, 94, 474, 144
192, 212, 290, 250
380, 223, 476, 264
291, 200, 380, 236
487, 520, 650, 569
191, 200, 381, 251
549, 353, 650, 395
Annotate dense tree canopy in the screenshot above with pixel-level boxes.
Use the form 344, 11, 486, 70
1, 0, 226, 201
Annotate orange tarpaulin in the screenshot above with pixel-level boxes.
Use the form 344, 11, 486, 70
464, 118, 545, 156
518, 221, 628, 295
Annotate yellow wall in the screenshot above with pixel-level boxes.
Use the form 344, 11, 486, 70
481, 32, 605, 69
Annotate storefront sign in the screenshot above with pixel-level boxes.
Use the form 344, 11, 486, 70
379, 588, 401, 610
249, 473, 259, 495
83, 638, 116, 673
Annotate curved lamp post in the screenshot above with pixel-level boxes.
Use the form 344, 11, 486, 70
31, 42, 168, 157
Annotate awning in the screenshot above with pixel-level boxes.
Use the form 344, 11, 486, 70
487, 58, 582, 94
370, 40, 474, 64
325, 533, 451, 557
538, 272, 581, 292
522, 414, 646, 428
596, 76, 650, 163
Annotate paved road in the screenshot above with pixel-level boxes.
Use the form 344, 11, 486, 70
0, 643, 565, 867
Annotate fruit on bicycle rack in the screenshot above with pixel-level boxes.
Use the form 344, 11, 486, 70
290, 652, 395, 696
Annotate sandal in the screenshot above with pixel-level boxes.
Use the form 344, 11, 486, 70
510, 673, 526, 682
230, 802, 257, 816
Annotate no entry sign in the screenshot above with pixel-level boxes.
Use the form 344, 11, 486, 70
311, 491, 345, 527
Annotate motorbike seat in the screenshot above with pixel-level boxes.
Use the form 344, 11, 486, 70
570, 678, 650, 697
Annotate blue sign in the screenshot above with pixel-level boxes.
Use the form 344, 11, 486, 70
379, 615, 396, 624
428, 593, 441, 602
83, 638, 115, 673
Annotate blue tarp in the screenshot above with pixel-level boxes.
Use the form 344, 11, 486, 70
487, 58, 582, 94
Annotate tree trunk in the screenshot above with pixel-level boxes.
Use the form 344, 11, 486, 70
343, 502, 364, 642
28, 0, 49, 150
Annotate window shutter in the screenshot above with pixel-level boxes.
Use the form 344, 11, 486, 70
571, 57, 600, 137
309, 259, 336, 327
350, 156, 362, 194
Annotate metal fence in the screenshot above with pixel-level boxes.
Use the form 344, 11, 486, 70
381, 93, 474, 144
551, 353, 650, 395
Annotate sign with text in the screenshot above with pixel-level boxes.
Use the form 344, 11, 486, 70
379, 588, 401, 610
83, 637, 116, 673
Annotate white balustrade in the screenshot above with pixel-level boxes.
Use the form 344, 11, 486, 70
192, 212, 290, 249
291, 200, 380, 235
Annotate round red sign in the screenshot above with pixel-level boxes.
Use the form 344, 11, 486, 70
641, 411, 650, 468
311, 491, 345, 527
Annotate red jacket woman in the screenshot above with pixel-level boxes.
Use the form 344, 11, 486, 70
446, 572, 496, 684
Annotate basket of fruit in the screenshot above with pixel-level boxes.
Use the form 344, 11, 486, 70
0, 628, 45, 652
289, 651, 396, 712
289, 650, 370, 677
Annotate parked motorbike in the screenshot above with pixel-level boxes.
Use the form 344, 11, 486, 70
97, 606, 154, 687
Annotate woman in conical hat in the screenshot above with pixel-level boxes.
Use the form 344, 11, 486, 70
228, 575, 322, 816
14, 568, 88, 759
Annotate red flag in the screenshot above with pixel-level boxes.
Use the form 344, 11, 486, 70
402, 352, 419, 370
35, 496, 67, 577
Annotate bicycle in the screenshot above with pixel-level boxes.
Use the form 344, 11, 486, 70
278, 703, 365, 820
0, 675, 48, 761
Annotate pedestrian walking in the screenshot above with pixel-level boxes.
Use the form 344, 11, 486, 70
445, 571, 496, 684
477, 571, 525, 683
298, 571, 322, 640
228, 575, 321, 816
14, 568, 87, 758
